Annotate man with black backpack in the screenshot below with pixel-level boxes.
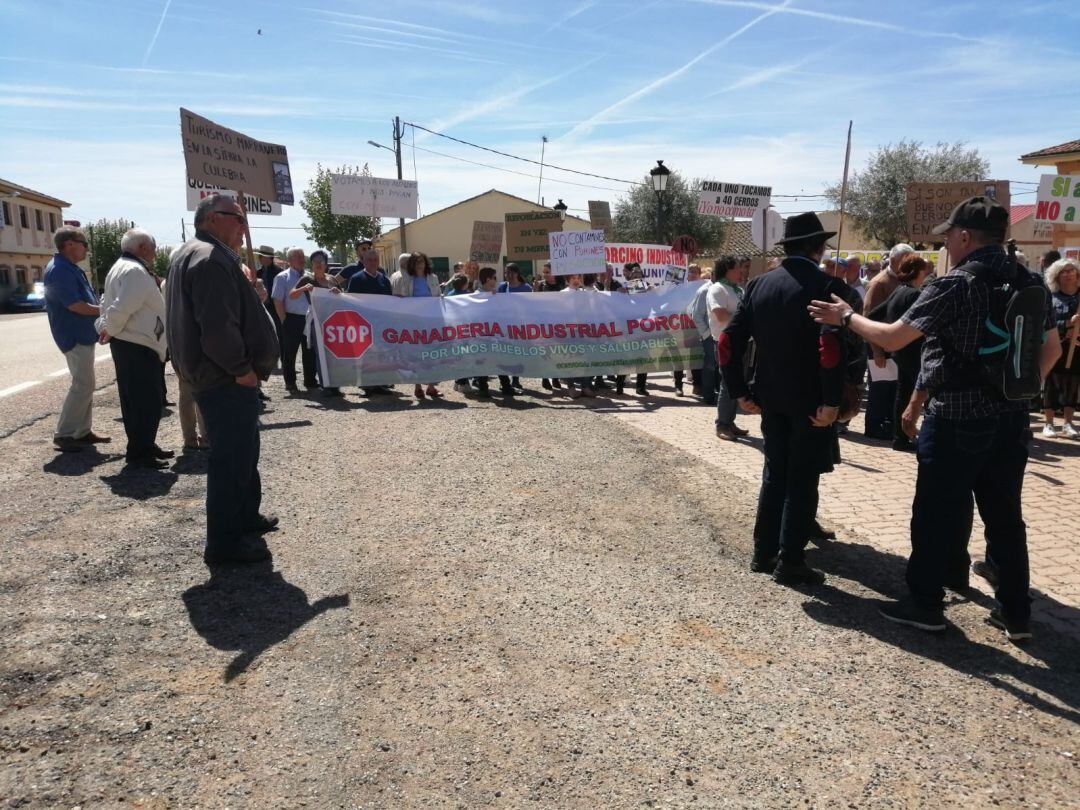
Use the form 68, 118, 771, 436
809, 197, 1061, 641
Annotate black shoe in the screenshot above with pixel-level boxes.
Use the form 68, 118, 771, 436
542, 379, 552, 391
892, 437, 916, 452
303, 381, 319, 389
987, 608, 1032, 642
285, 382, 299, 392
152, 446, 176, 459
247, 514, 279, 533
258, 390, 271, 402
878, 599, 946, 632
204, 543, 272, 566
945, 573, 970, 594
551, 379, 563, 389
511, 377, 524, 390
750, 553, 778, 574
500, 385, 516, 396
54, 437, 84, 453
476, 386, 492, 398
674, 385, 684, 397
730, 424, 749, 437
807, 523, 836, 547
773, 561, 826, 586
321, 387, 343, 397
126, 456, 169, 470
972, 560, 999, 589
635, 385, 647, 395
616, 381, 625, 395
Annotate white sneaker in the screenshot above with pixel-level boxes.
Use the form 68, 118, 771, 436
1063, 423, 1079, 438
1042, 424, 1059, 437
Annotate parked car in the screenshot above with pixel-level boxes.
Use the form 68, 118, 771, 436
7, 282, 46, 312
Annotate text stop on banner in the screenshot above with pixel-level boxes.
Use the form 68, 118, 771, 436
323, 310, 373, 359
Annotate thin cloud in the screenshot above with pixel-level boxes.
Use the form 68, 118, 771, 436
706, 55, 816, 96
304, 7, 489, 43
684, 0, 994, 44
142, 0, 174, 67
560, 1, 791, 141
544, 0, 598, 34
331, 34, 504, 65
320, 19, 466, 45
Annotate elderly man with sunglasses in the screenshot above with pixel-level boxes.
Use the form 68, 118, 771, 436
44, 225, 110, 453
166, 194, 280, 566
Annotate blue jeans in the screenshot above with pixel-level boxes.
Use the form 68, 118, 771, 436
752, 411, 833, 563
909, 410, 1031, 620
194, 382, 263, 554
700, 336, 718, 406
716, 371, 737, 427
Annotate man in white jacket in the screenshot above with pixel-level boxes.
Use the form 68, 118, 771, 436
96, 229, 170, 469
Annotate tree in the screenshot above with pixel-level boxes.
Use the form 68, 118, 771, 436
153, 245, 174, 277
86, 218, 134, 289
825, 140, 990, 248
300, 163, 379, 263
613, 171, 726, 253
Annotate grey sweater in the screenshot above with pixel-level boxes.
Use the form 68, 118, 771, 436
165, 233, 279, 392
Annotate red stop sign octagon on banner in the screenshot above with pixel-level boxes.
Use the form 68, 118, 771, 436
323, 310, 372, 359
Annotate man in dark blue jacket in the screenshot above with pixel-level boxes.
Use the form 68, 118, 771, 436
719, 213, 848, 585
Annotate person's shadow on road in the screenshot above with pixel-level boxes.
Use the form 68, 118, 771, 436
801, 541, 1080, 724
182, 560, 349, 682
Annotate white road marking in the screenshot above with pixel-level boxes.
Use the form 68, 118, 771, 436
47, 368, 70, 378
0, 380, 43, 399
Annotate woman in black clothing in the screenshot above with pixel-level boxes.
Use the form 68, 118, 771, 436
869, 254, 933, 451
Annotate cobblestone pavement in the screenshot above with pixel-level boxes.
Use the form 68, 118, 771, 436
607, 377, 1080, 636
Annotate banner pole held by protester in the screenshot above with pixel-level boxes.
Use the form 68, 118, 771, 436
836, 120, 853, 256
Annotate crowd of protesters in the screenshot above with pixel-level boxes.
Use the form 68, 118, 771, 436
39, 192, 1076, 640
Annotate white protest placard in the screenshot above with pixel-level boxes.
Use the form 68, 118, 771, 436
605, 243, 689, 285
1035, 174, 1080, 224
330, 174, 418, 219
185, 178, 281, 216
698, 181, 771, 219
548, 229, 606, 276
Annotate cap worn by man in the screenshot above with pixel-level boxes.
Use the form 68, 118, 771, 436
931, 196, 1009, 237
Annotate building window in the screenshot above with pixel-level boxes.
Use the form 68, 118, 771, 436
0, 265, 10, 286
32, 266, 43, 281
16, 267, 27, 285
35, 209, 44, 231
19, 205, 29, 228
1, 202, 10, 227
49, 212, 58, 232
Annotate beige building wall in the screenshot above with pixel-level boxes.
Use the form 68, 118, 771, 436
0, 179, 70, 303
376, 190, 590, 279
816, 210, 882, 250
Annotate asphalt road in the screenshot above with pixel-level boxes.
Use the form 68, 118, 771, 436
0, 312, 114, 439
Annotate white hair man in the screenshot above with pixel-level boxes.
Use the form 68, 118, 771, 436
43, 225, 108, 453
271, 246, 316, 392
96, 228, 170, 468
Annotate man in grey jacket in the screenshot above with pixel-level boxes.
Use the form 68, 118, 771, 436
166, 195, 280, 565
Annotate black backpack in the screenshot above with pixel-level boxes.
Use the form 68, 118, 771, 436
955, 245, 1048, 401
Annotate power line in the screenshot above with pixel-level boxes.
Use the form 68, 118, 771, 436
404, 121, 643, 185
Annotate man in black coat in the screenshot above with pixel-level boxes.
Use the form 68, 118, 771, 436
167, 195, 281, 566
719, 213, 849, 585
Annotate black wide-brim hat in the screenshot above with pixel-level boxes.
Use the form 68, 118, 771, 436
775, 211, 837, 245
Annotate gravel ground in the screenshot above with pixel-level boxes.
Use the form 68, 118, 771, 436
1, 372, 1078, 808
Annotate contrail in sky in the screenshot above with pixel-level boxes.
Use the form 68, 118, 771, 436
142, 0, 174, 67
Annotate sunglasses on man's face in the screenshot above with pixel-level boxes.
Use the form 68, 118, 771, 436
216, 211, 247, 225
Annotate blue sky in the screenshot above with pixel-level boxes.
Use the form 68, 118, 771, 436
1, 0, 1077, 252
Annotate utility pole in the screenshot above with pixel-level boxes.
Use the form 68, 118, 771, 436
393, 116, 407, 253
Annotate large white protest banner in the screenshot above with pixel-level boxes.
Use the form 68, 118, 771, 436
605, 243, 689, 284
1035, 174, 1080, 224
330, 174, 419, 219
548, 229, 606, 276
698, 181, 771, 219
185, 178, 281, 216
310, 284, 705, 387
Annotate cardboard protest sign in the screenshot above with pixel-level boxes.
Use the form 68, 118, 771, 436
698, 181, 771, 219
504, 211, 563, 262
588, 200, 613, 240
605, 243, 689, 284
548, 229, 606, 276
186, 178, 281, 216
906, 180, 1010, 243
330, 174, 418, 219
179, 108, 292, 204
1035, 174, 1080, 223
469, 221, 504, 263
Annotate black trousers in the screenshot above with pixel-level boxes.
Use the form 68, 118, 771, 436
752, 410, 833, 563
280, 313, 316, 387
194, 382, 262, 554
909, 410, 1031, 620
110, 338, 163, 461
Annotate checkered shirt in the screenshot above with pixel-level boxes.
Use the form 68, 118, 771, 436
901, 245, 1053, 420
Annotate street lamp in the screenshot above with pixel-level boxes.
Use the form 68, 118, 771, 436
553, 199, 568, 221
367, 140, 392, 152
649, 160, 671, 244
